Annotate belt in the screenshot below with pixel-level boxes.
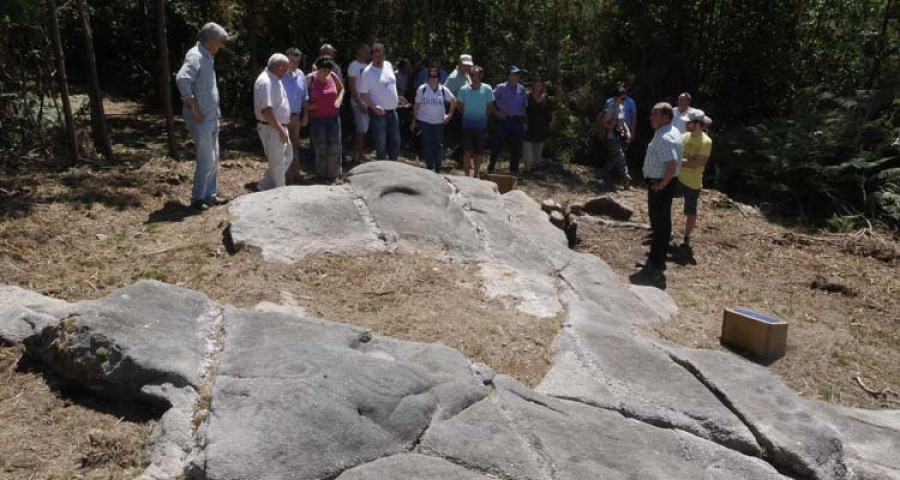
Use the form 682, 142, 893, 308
258, 120, 288, 127
504, 115, 524, 120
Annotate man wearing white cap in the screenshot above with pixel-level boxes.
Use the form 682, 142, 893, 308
676, 110, 713, 249
445, 54, 473, 165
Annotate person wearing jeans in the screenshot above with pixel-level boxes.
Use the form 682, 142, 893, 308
359, 43, 401, 160
489, 66, 529, 175
411, 67, 456, 172
175, 22, 228, 211
307, 57, 345, 183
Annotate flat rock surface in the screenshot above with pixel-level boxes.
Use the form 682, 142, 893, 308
228, 185, 387, 263
3, 163, 899, 480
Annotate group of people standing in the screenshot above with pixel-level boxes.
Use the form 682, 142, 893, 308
175, 23, 714, 289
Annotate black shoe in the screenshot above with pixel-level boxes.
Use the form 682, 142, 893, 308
190, 201, 209, 211
629, 266, 666, 289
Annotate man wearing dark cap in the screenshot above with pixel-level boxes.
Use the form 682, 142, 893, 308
489, 66, 528, 175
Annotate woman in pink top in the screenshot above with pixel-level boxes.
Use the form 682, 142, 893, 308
306, 57, 345, 184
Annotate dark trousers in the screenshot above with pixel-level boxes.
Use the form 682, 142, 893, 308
418, 121, 445, 172
489, 116, 524, 174
647, 180, 676, 269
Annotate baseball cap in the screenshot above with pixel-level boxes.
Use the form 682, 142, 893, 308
702, 115, 713, 125
507, 66, 521, 74
459, 54, 474, 66
688, 110, 706, 122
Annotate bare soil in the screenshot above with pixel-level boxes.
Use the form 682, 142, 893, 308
513, 170, 900, 410
0, 101, 558, 478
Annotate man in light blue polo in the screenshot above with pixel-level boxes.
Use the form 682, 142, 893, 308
283, 47, 309, 182
176, 22, 227, 211
489, 66, 528, 175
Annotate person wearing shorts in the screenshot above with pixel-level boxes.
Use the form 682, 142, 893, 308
456, 66, 494, 177
347, 43, 371, 162
677, 110, 712, 248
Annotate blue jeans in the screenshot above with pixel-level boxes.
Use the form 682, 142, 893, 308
311, 115, 342, 180
185, 113, 220, 202
418, 120, 445, 172
489, 116, 525, 174
370, 109, 400, 160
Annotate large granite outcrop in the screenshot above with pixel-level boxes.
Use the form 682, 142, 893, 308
2, 162, 898, 479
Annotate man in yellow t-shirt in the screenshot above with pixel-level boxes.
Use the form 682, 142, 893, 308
677, 110, 712, 247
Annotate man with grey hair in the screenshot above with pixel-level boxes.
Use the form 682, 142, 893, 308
318, 43, 343, 79
254, 53, 292, 191
175, 22, 227, 211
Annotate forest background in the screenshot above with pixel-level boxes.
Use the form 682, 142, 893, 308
2, 0, 899, 228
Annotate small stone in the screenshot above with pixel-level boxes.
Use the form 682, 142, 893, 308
582, 196, 634, 221
541, 199, 563, 214
96, 234, 109, 241
549, 210, 566, 229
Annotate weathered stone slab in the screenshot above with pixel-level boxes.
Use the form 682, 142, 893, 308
665, 346, 852, 480
425, 375, 789, 480
816, 404, 900, 479
24, 280, 220, 405
192, 308, 487, 480
347, 161, 483, 260
0, 305, 56, 345
335, 454, 493, 480
228, 185, 387, 263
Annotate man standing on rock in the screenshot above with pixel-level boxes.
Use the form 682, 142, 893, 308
631, 102, 683, 287
444, 54, 473, 166
175, 22, 228, 211
676, 110, 712, 250
254, 54, 293, 191
347, 42, 371, 163
359, 43, 401, 161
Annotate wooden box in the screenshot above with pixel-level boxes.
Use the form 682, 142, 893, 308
483, 174, 518, 194
721, 308, 788, 360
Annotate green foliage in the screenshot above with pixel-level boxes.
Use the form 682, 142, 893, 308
717, 87, 900, 225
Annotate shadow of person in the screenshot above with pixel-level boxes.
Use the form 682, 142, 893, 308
145, 200, 203, 224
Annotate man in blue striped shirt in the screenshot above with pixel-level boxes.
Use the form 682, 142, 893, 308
175, 22, 227, 211
631, 102, 683, 287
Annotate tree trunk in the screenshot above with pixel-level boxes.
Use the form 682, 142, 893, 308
49, 0, 79, 163
155, 0, 178, 158
75, 0, 113, 161
246, 0, 258, 70
868, 0, 894, 87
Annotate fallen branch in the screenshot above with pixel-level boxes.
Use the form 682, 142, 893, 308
580, 215, 651, 230
855, 375, 898, 399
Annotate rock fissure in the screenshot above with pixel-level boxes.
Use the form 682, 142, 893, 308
552, 394, 767, 460
665, 352, 812, 480
491, 394, 559, 480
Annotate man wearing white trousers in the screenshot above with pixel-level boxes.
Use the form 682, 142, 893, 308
254, 53, 293, 191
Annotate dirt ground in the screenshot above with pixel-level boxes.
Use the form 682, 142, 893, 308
0, 102, 558, 478
1, 101, 898, 477
517, 172, 900, 410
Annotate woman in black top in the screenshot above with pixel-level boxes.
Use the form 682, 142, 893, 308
523, 77, 556, 171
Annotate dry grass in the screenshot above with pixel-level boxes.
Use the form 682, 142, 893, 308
0, 346, 154, 479
0, 101, 562, 478
514, 170, 900, 410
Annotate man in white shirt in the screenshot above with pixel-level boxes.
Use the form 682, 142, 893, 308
254, 53, 292, 191
359, 43, 400, 160
347, 43, 371, 162
672, 92, 701, 133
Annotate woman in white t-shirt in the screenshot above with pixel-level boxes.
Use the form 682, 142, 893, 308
410, 67, 456, 172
